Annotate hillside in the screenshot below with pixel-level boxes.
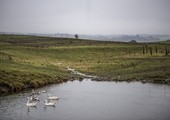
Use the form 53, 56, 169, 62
0, 34, 170, 93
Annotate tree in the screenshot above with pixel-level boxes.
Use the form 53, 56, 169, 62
75, 34, 78, 39
129, 40, 137, 43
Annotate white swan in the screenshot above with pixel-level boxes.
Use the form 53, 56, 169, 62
47, 94, 59, 100
41, 90, 46, 93
30, 96, 40, 101
44, 100, 55, 106
26, 97, 37, 107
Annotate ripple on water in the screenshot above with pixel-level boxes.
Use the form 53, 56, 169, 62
0, 80, 170, 120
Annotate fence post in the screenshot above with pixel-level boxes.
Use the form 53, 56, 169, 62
143, 46, 145, 54
165, 46, 168, 55
150, 47, 152, 55
145, 45, 148, 53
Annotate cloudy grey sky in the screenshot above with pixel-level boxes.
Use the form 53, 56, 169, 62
0, 0, 170, 34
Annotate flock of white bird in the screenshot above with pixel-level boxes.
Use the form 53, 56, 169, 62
26, 89, 59, 108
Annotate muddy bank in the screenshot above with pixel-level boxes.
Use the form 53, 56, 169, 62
0, 68, 94, 94
91, 76, 170, 85
67, 67, 170, 85
0, 70, 70, 94
0, 78, 67, 94
1, 68, 170, 94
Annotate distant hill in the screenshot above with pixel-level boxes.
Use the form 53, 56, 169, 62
0, 32, 170, 43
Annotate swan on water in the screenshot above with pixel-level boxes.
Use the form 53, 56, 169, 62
30, 96, 40, 101
44, 100, 55, 106
30, 89, 41, 95
47, 94, 59, 100
37, 90, 46, 94
26, 97, 37, 107
41, 90, 46, 93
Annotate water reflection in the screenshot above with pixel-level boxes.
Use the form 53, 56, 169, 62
0, 79, 170, 120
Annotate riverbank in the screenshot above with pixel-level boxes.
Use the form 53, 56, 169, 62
0, 34, 170, 93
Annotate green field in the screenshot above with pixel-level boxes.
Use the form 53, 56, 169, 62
0, 34, 170, 93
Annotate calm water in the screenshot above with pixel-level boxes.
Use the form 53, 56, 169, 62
0, 79, 170, 120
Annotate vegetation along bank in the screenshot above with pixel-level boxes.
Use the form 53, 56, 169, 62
0, 34, 170, 94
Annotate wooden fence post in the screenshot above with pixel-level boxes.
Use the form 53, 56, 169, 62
143, 46, 145, 54
150, 47, 152, 55
165, 46, 168, 55
145, 45, 148, 53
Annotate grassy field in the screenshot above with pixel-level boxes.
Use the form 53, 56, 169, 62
0, 34, 170, 93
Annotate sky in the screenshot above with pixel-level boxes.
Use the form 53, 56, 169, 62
0, 0, 170, 35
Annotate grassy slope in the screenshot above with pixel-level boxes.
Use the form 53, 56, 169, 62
0, 34, 170, 93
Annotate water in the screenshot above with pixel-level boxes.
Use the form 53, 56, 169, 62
0, 79, 170, 120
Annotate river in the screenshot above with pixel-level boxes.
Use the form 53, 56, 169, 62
0, 79, 170, 120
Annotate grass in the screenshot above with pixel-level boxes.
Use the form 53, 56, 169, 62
0, 34, 170, 93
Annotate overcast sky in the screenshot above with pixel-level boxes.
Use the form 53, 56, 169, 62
0, 0, 170, 34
